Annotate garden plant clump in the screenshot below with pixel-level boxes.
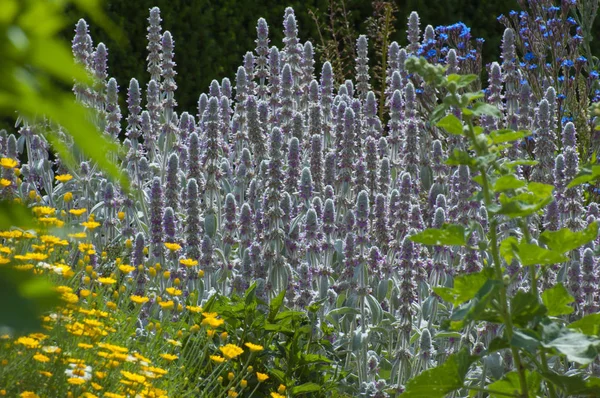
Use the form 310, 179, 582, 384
1, 0, 600, 397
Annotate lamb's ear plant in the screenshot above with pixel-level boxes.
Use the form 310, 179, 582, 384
402, 57, 600, 398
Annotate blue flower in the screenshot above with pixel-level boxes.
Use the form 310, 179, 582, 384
509, 10, 518, 17
524, 52, 535, 61
577, 56, 587, 63
426, 49, 437, 59
557, 94, 566, 100
567, 17, 577, 25
590, 70, 599, 79
562, 59, 574, 68
561, 116, 573, 124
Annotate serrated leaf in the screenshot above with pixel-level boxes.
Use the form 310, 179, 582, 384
409, 224, 466, 246
541, 322, 600, 364
567, 164, 600, 188
568, 314, 600, 336
542, 283, 574, 316
494, 175, 526, 192
436, 114, 463, 136
499, 236, 518, 264
402, 349, 476, 397
511, 291, 547, 326
447, 73, 478, 88
470, 102, 503, 118
291, 382, 322, 395
482, 370, 540, 398
446, 149, 475, 166
433, 270, 489, 306
515, 242, 568, 266
539, 222, 598, 254
489, 129, 532, 144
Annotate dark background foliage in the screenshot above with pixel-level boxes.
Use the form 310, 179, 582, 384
57, 0, 600, 117
60, 0, 536, 114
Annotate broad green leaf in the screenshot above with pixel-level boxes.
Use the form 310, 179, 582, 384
446, 149, 475, 166
409, 224, 466, 246
514, 242, 568, 266
541, 324, 600, 364
511, 329, 541, 353
489, 129, 532, 144
567, 164, 600, 188
446, 74, 478, 88
568, 314, 600, 336
542, 283, 574, 316
433, 270, 490, 306
0, 201, 36, 229
511, 291, 547, 327
436, 114, 463, 136
539, 222, 598, 254
0, 267, 62, 334
493, 175, 526, 192
499, 236, 518, 264
480, 370, 540, 398
470, 102, 502, 118
495, 182, 554, 218
541, 372, 600, 396
291, 382, 322, 395
402, 349, 476, 398
268, 289, 286, 322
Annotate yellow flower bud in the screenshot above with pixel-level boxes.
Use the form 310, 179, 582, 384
198, 270, 205, 278
278, 384, 286, 393
228, 372, 234, 380
163, 271, 170, 279
174, 278, 181, 286
177, 304, 183, 312
64, 192, 73, 202
190, 324, 200, 332
112, 290, 119, 299
241, 379, 248, 388
125, 239, 132, 248
149, 267, 157, 277
117, 211, 125, 220
155, 262, 161, 270
143, 247, 149, 255
83, 276, 91, 284
220, 331, 228, 340
29, 190, 36, 200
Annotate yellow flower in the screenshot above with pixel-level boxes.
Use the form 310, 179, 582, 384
164, 242, 182, 251
16, 337, 39, 349
187, 305, 202, 313
0, 158, 17, 168
118, 264, 135, 273
33, 353, 50, 363
130, 295, 149, 304
39, 371, 53, 377
210, 355, 225, 363
67, 377, 86, 385
104, 393, 125, 398
271, 393, 285, 398
81, 220, 101, 229
117, 211, 125, 220
158, 300, 174, 310
78, 343, 94, 349
55, 174, 73, 183
32, 206, 55, 216
80, 289, 91, 298
256, 372, 269, 382
64, 192, 73, 202
165, 287, 182, 296
241, 379, 248, 388
97, 277, 116, 285
120, 370, 146, 384
219, 344, 244, 360
19, 393, 39, 398
69, 208, 87, 216
277, 384, 286, 393
202, 316, 225, 328
180, 258, 198, 267
159, 353, 178, 361
244, 342, 263, 352
0, 179, 11, 187
228, 390, 238, 397
68, 232, 87, 239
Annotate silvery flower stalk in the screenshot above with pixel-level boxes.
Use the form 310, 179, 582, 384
365, 136, 379, 202
310, 134, 324, 195
149, 176, 165, 263
403, 119, 421, 183
338, 107, 357, 201
562, 146, 585, 231
244, 51, 256, 97
324, 151, 336, 189
407, 12, 421, 55
133, 232, 147, 295
378, 156, 391, 197
282, 11, 301, 105
233, 66, 249, 155
105, 78, 121, 140
285, 137, 301, 202
268, 46, 281, 119
145, 79, 161, 158
146, 7, 163, 83
185, 178, 201, 260
353, 157, 367, 200
72, 19, 94, 104
532, 97, 557, 185
299, 167, 313, 211
320, 61, 334, 149
482, 62, 503, 131
202, 97, 222, 218
300, 41, 315, 111
581, 248, 598, 315
356, 35, 371, 101
160, 31, 178, 181
246, 96, 267, 166
278, 63, 295, 142
388, 90, 403, 163
255, 18, 270, 99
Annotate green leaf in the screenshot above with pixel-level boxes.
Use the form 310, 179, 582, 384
499, 236, 518, 264
409, 224, 466, 246
541, 372, 600, 396
542, 324, 600, 364
511, 291, 547, 327
402, 349, 476, 397
489, 129, 532, 144
436, 114, 464, 136
542, 283, 575, 316
446, 149, 475, 166
447, 74, 478, 88
0, 267, 62, 334
493, 175, 526, 192
568, 314, 600, 336
567, 164, 600, 188
511, 329, 541, 353
539, 222, 598, 254
433, 270, 489, 306
0, 201, 36, 229
291, 382, 322, 395
514, 242, 568, 266
482, 370, 540, 398
268, 289, 285, 322
495, 182, 554, 218
470, 102, 502, 118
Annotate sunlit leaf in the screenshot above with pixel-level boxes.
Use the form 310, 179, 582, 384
542, 283, 575, 316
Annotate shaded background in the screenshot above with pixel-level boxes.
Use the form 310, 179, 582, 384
70, 0, 534, 114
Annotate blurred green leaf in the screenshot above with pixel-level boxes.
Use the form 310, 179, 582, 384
539, 222, 598, 254
0, 201, 36, 229
568, 314, 600, 336
489, 129, 532, 144
511, 291, 547, 327
542, 283, 575, 316
434, 269, 491, 306
493, 175, 526, 192
514, 242, 568, 266
436, 114, 464, 136
409, 224, 466, 246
